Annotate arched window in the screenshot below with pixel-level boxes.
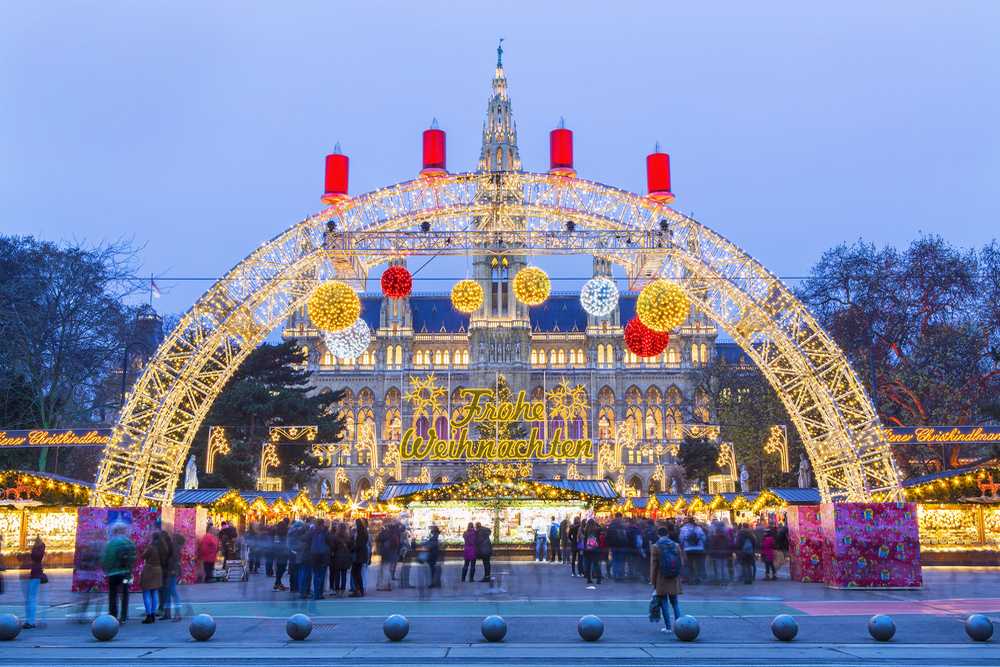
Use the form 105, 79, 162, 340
434, 350, 442, 365
598, 408, 614, 439
384, 410, 401, 440
359, 407, 376, 437
443, 350, 450, 365
416, 416, 429, 439
569, 349, 576, 365
394, 345, 403, 367
461, 350, 469, 364
549, 349, 557, 364
434, 415, 448, 437
569, 418, 585, 439
625, 406, 642, 440
558, 349, 566, 364
606, 344, 614, 365
342, 411, 356, 441
323, 349, 333, 366
668, 348, 676, 363
700, 343, 707, 363
645, 407, 662, 439
531, 349, 538, 365
691, 343, 700, 363
597, 346, 605, 365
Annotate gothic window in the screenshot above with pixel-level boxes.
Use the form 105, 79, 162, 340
434, 415, 448, 437
323, 349, 333, 366
666, 386, 682, 404
626, 386, 642, 404
598, 386, 615, 405
598, 407, 614, 439
695, 405, 710, 423
558, 349, 565, 364
645, 408, 662, 439
342, 411, 356, 441
597, 346, 605, 365
358, 388, 375, 406
384, 410, 401, 440
549, 349, 557, 364
668, 348, 676, 363
531, 349, 538, 365
385, 387, 401, 407
625, 406, 642, 440
496, 147, 502, 169
645, 386, 661, 404
665, 406, 682, 439
416, 416, 429, 439
701, 343, 708, 363
691, 343, 700, 364
434, 350, 442, 365
569, 418, 586, 439
461, 350, 469, 364
394, 345, 403, 367
605, 344, 614, 364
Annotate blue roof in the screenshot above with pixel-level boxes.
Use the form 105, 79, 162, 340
536, 478, 618, 499
528, 294, 590, 333
410, 295, 471, 334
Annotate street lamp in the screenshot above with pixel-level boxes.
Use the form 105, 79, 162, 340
847, 338, 879, 410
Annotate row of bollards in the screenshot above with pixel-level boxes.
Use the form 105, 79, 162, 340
0, 611, 995, 643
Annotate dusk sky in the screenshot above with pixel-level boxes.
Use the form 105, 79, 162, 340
2, 1, 998, 340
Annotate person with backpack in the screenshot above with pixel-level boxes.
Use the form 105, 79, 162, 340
606, 513, 628, 581
709, 521, 731, 584
650, 526, 684, 635
582, 520, 603, 585
101, 525, 137, 624
310, 519, 333, 599
735, 523, 757, 584
677, 518, 706, 584
547, 516, 560, 563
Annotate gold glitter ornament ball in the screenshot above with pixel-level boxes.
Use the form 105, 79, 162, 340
308, 281, 360, 332
451, 280, 484, 314
636, 280, 687, 332
512, 267, 550, 306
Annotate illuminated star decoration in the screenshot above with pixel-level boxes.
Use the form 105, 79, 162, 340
404, 372, 447, 419
546, 379, 589, 421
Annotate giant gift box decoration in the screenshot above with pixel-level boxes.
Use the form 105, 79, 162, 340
819, 502, 922, 589
72, 507, 206, 592
787, 505, 824, 582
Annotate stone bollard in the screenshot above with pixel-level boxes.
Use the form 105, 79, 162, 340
965, 615, 994, 642
91, 614, 120, 642
286, 613, 312, 640
673, 616, 700, 642
867, 614, 895, 642
383, 614, 409, 641
189, 614, 217, 641
0, 614, 21, 641
770, 614, 798, 641
577, 615, 604, 641
481, 615, 507, 642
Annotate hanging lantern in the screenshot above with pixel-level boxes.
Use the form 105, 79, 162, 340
624, 318, 670, 358
451, 280, 483, 313
324, 317, 371, 359
580, 276, 619, 316
636, 279, 687, 332
307, 281, 360, 332
381, 265, 412, 299
513, 267, 550, 306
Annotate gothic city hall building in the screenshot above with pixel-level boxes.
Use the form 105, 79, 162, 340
285, 60, 719, 503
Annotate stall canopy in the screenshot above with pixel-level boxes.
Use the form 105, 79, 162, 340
379, 478, 618, 505
171, 488, 348, 514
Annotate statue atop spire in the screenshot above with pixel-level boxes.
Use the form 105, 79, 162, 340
497, 38, 504, 67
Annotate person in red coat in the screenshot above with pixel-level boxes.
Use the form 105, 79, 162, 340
198, 527, 219, 583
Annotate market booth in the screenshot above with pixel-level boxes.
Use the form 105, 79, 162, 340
170, 488, 351, 527
379, 477, 617, 556
0, 470, 91, 569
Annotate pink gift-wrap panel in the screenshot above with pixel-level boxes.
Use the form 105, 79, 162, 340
787, 505, 824, 582
820, 502, 922, 589
71, 507, 161, 593
160, 507, 207, 585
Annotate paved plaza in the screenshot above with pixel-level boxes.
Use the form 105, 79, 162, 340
2, 562, 999, 665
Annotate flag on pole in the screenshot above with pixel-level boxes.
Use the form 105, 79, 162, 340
151, 278, 162, 298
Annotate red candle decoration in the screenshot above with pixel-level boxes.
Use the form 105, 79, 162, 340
420, 126, 447, 177
322, 152, 349, 204
624, 318, 670, 358
646, 150, 674, 203
381, 266, 413, 299
549, 127, 576, 177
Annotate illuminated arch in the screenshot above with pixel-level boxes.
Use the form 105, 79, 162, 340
95, 172, 899, 505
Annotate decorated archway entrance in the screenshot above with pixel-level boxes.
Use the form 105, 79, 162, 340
94, 171, 901, 507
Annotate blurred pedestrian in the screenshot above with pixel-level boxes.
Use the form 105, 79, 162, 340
349, 518, 369, 597
583, 520, 602, 585
650, 526, 683, 635
423, 526, 441, 588
736, 523, 757, 585
330, 522, 352, 598
568, 516, 582, 577
271, 518, 290, 591
475, 521, 493, 582
310, 519, 333, 600
761, 527, 777, 581
139, 529, 163, 624
461, 522, 477, 582
20, 536, 46, 629
101, 525, 136, 623
199, 526, 219, 583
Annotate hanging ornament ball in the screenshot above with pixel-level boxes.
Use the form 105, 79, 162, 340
580, 276, 619, 317
451, 280, 484, 314
636, 280, 687, 332
624, 318, 670, 358
308, 281, 360, 332
324, 318, 371, 360
381, 266, 413, 300
513, 267, 550, 306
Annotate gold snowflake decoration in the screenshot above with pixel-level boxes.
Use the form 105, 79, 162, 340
404, 373, 446, 419
546, 378, 589, 421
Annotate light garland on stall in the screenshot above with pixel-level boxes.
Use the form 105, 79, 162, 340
579, 276, 619, 316
636, 279, 687, 332
380, 265, 413, 299
307, 281, 360, 332
624, 318, 670, 357
512, 267, 550, 306
451, 279, 483, 313
323, 317, 372, 359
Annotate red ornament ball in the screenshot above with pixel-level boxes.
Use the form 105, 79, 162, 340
624, 318, 670, 358
381, 266, 412, 299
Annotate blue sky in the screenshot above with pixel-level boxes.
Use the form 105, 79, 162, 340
2, 1, 998, 336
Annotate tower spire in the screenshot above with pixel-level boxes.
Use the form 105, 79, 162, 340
478, 43, 521, 173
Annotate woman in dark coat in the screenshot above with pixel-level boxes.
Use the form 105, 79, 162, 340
475, 521, 493, 582
330, 522, 352, 598
424, 526, 441, 588
349, 518, 369, 597
20, 536, 45, 629
461, 523, 477, 582
138, 531, 164, 624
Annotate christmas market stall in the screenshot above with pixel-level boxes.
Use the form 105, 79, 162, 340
170, 488, 350, 527
904, 466, 1000, 565
379, 476, 617, 549
0, 470, 91, 569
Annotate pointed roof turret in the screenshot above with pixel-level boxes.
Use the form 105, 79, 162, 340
478, 40, 521, 173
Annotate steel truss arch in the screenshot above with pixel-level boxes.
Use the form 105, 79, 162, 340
94, 172, 901, 506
